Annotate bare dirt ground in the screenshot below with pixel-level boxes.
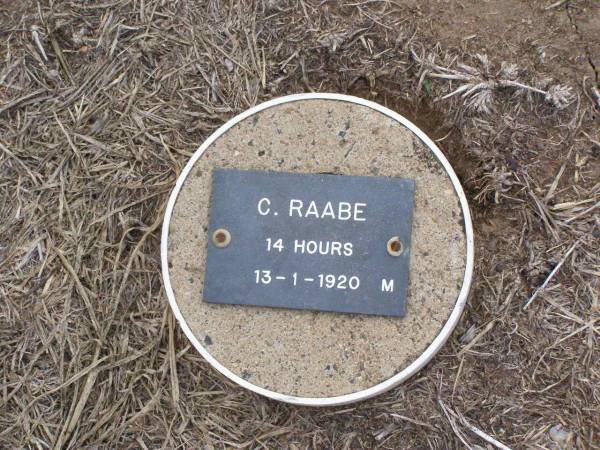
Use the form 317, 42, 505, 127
1, 1, 598, 448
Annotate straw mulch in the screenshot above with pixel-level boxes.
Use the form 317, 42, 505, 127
1, 1, 598, 448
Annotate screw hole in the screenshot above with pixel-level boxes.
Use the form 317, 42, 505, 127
387, 237, 403, 256
212, 228, 231, 248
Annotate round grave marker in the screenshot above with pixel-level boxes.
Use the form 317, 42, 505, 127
161, 93, 474, 406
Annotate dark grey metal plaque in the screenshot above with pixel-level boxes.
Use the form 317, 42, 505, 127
203, 169, 415, 317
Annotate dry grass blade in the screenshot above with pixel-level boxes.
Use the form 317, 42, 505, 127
55, 249, 100, 334
438, 398, 474, 449
524, 239, 582, 309
439, 399, 512, 450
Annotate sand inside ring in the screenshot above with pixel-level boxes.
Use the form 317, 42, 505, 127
164, 97, 468, 400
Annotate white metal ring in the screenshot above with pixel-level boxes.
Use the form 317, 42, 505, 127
161, 93, 475, 406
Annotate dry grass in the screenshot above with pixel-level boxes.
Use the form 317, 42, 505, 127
1, 1, 599, 448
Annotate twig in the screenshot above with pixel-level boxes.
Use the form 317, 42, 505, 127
438, 399, 474, 449
31, 26, 48, 61
0, 141, 40, 184
388, 413, 437, 431
439, 399, 512, 450
523, 240, 580, 309
55, 249, 101, 333
168, 311, 180, 404
53, 344, 102, 449
49, 31, 73, 83
0, 89, 46, 116
564, 200, 600, 224
544, 0, 568, 10
455, 410, 512, 450
458, 320, 496, 355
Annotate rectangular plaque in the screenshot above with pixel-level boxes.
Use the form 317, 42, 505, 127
203, 169, 415, 317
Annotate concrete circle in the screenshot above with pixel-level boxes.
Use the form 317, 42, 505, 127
161, 94, 474, 406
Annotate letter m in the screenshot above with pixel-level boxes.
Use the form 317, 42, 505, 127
381, 279, 394, 292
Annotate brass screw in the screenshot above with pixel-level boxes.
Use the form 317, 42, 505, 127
387, 236, 403, 256
212, 228, 231, 248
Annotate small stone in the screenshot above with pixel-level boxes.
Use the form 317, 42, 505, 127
223, 58, 234, 73
47, 69, 60, 80
460, 324, 477, 344
549, 424, 572, 444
